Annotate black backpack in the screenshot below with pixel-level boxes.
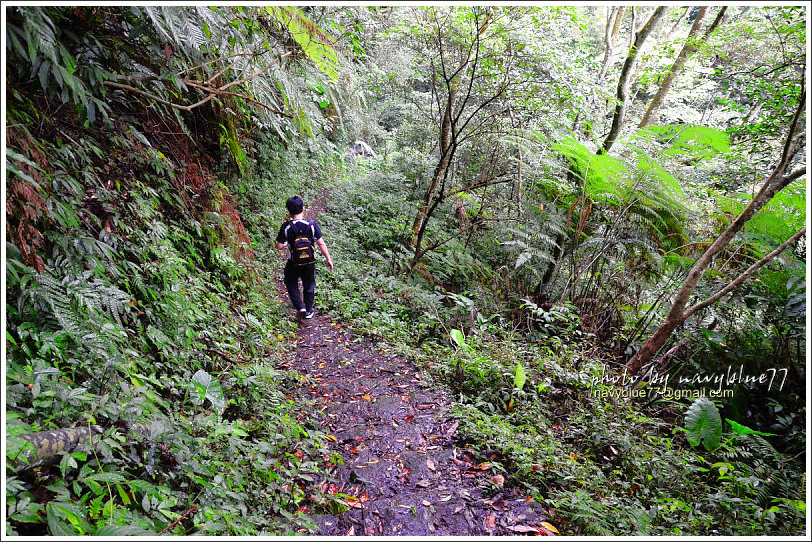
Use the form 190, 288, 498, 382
288, 220, 316, 266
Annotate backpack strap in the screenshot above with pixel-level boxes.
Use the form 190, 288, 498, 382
287, 219, 314, 243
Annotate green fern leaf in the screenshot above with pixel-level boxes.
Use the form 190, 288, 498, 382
266, 6, 341, 82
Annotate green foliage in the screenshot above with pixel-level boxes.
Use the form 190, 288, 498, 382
5, 4, 806, 538
266, 6, 342, 82
725, 419, 776, 437
641, 124, 730, 162
190, 370, 226, 414
684, 397, 723, 451
715, 179, 806, 256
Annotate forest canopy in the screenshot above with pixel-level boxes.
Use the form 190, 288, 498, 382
3, 4, 808, 537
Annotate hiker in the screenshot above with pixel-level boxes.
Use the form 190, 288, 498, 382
276, 196, 334, 319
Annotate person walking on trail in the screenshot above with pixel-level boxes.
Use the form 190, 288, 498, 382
276, 196, 334, 320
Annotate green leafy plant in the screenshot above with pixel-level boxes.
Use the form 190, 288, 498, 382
684, 397, 723, 451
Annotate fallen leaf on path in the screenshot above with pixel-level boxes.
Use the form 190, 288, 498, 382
484, 513, 496, 532
440, 495, 452, 502
346, 526, 355, 536
490, 474, 505, 487
540, 522, 560, 535
426, 458, 437, 471
422, 500, 432, 506
324, 434, 337, 442
416, 479, 431, 488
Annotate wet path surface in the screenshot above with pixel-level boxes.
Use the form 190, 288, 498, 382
276, 192, 551, 536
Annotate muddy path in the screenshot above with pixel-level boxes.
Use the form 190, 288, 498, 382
274, 192, 552, 536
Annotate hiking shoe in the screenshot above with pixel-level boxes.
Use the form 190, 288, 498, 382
305, 309, 316, 319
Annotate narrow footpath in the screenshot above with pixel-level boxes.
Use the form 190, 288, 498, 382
276, 192, 553, 536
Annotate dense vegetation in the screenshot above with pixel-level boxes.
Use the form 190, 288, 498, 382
4, 5, 807, 536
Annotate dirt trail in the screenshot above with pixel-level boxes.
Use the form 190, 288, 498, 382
275, 192, 551, 536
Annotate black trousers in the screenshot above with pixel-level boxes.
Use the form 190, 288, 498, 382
284, 261, 316, 311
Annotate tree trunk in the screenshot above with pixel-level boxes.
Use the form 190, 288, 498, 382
639, 7, 728, 129
628, 7, 691, 94
598, 6, 626, 81
409, 9, 493, 263
626, 90, 806, 373
599, 7, 668, 154
410, 86, 457, 246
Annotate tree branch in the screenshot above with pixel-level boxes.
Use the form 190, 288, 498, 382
104, 52, 292, 116
684, 226, 806, 319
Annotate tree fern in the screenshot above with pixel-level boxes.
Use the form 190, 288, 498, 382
265, 6, 342, 82
554, 137, 687, 243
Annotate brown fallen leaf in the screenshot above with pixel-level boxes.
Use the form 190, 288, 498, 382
416, 479, 431, 488
490, 474, 505, 488
346, 525, 355, 536
426, 458, 437, 471
540, 521, 560, 535
484, 513, 496, 532
422, 500, 432, 506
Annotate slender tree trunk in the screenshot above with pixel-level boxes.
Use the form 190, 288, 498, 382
666, 6, 691, 39
411, 86, 456, 245
508, 106, 523, 219
409, 9, 493, 264
627, 7, 636, 48
599, 7, 668, 154
628, 7, 690, 99
598, 6, 626, 81
639, 7, 728, 129
626, 90, 806, 373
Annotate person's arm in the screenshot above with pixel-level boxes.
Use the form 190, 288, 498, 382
316, 238, 334, 271
276, 223, 289, 258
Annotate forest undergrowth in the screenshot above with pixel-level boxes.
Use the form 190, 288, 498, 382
312, 159, 807, 536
